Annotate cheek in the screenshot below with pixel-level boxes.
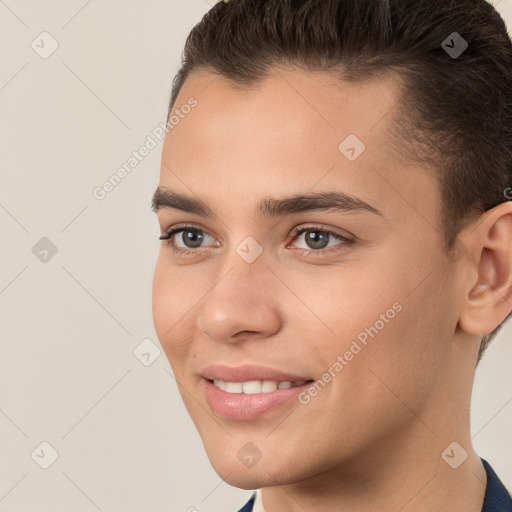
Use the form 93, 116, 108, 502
306, 298, 449, 456
152, 255, 196, 365
338, 266, 454, 416
286, 262, 398, 345
297, 252, 451, 399
152, 257, 173, 339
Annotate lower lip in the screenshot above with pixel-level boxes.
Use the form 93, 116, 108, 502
203, 379, 312, 421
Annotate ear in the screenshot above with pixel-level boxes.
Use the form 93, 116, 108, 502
458, 201, 512, 336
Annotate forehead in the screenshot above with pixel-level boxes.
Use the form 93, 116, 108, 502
159, 67, 439, 224
169, 67, 402, 157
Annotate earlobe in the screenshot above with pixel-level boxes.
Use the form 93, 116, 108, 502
458, 204, 512, 336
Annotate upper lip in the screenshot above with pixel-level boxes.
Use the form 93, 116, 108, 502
200, 364, 312, 382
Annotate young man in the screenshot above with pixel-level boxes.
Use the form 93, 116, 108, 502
151, 0, 512, 510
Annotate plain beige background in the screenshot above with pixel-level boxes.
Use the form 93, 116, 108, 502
0, 1, 511, 511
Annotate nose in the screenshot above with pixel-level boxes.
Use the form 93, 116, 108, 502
196, 258, 282, 344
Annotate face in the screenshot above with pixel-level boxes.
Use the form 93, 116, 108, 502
152, 68, 460, 489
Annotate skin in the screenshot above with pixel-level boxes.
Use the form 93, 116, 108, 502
152, 67, 512, 512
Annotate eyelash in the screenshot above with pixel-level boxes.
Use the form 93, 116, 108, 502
159, 223, 354, 258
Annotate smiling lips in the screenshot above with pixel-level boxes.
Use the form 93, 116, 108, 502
200, 364, 314, 419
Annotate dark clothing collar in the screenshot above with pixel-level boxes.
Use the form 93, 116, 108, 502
481, 458, 512, 511
237, 492, 256, 512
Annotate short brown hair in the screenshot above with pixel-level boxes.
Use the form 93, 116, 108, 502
167, 0, 512, 361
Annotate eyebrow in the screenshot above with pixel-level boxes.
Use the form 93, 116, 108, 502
151, 187, 383, 218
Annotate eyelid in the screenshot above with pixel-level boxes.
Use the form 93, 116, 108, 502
159, 222, 211, 241
288, 223, 354, 242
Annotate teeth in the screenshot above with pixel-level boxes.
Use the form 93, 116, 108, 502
242, 380, 262, 394
225, 381, 243, 393
213, 379, 307, 394
261, 380, 278, 392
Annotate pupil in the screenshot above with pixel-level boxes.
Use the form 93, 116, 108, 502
306, 231, 328, 250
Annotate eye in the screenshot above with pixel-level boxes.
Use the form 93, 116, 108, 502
159, 224, 218, 255
159, 223, 353, 258
288, 225, 353, 256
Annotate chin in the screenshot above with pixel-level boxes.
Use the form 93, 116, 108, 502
221, 472, 269, 490
211, 463, 289, 490
203, 442, 307, 490
204, 444, 261, 484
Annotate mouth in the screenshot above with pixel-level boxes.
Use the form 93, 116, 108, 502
199, 364, 315, 420
202, 377, 315, 421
